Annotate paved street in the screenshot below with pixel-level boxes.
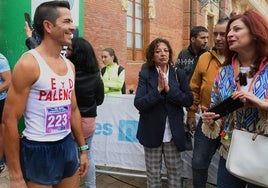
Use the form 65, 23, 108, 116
0, 165, 9, 188
0, 165, 216, 188
87, 166, 216, 188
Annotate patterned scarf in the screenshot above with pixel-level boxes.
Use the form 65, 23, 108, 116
211, 56, 268, 138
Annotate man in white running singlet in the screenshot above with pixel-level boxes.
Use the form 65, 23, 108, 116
2, 1, 89, 188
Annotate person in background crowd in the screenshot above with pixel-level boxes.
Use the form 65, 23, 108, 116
176, 26, 209, 83
2, 1, 88, 188
134, 38, 193, 188
0, 53, 11, 176
201, 10, 268, 188
187, 18, 229, 188
66, 37, 104, 188
24, 21, 40, 50
176, 26, 209, 142
101, 48, 126, 94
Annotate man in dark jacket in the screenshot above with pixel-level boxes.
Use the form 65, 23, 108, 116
176, 26, 209, 83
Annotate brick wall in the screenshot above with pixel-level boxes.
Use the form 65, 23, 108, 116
83, 0, 206, 93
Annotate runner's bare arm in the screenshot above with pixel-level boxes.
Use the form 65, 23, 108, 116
2, 53, 39, 186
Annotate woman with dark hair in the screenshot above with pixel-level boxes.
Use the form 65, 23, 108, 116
67, 37, 104, 188
100, 48, 126, 94
201, 10, 268, 188
134, 38, 193, 187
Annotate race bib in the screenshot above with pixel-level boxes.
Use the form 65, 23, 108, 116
45, 105, 71, 134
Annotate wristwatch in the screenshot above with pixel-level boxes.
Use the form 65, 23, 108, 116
78, 143, 89, 152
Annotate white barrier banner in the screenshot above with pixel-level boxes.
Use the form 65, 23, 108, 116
92, 95, 219, 184
93, 95, 146, 171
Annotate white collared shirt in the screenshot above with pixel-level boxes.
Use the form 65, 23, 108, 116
156, 65, 172, 142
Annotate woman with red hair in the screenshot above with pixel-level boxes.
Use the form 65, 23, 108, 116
201, 9, 268, 188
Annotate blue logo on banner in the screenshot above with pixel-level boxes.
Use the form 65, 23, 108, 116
95, 123, 113, 136
118, 120, 138, 142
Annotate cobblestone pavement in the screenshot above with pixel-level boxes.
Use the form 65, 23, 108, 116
1, 165, 216, 188
94, 174, 216, 188
0, 165, 9, 188
93, 166, 216, 188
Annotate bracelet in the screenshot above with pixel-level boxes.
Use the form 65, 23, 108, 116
78, 144, 89, 152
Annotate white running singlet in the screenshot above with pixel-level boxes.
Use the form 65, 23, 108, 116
23, 49, 74, 141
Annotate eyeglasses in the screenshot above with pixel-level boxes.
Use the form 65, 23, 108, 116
154, 49, 169, 54
101, 55, 108, 58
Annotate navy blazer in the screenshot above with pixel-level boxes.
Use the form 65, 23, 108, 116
134, 65, 193, 152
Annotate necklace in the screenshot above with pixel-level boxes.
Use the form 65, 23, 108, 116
235, 64, 257, 86
233, 57, 267, 92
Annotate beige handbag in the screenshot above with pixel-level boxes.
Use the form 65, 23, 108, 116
226, 129, 268, 187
